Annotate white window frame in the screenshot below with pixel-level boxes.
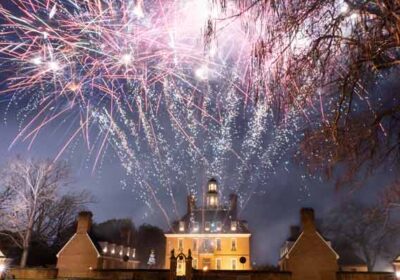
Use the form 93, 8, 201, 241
216, 258, 222, 270
231, 258, 237, 270
179, 221, 185, 232
231, 221, 237, 231
193, 221, 199, 232
216, 238, 222, 251
231, 238, 237, 251
192, 258, 198, 269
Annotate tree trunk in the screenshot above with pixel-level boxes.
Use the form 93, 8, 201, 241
20, 247, 29, 268
20, 214, 34, 268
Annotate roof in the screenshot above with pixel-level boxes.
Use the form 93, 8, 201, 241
280, 224, 339, 260
166, 208, 249, 234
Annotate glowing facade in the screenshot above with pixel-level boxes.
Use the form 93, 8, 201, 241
165, 179, 251, 271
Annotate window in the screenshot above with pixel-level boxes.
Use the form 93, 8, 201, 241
203, 258, 211, 270
192, 221, 199, 232
231, 238, 237, 251
193, 239, 198, 251
231, 221, 237, 231
231, 258, 237, 270
216, 221, 222, 231
192, 258, 198, 269
178, 239, 184, 251
205, 221, 211, 231
216, 258, 222, 270
216, 238, 222, 251
207, 195, 218, 208
208, 182, 217, 192
202, 238, 211, 251
179, 221, 185, 232
132, 248, 136, 258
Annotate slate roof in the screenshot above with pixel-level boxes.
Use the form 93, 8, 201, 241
167, 208, 249, 234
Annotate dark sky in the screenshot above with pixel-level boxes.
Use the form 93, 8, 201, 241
0, 0, 397, 271
0, 100, 394, 268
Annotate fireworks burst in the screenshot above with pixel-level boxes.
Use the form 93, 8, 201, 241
0, 0, 361, 224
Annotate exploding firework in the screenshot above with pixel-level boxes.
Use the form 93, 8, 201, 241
0, 0, 363, 224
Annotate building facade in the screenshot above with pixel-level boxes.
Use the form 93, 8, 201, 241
165, 179, 251, 271
56, 212, 139, 278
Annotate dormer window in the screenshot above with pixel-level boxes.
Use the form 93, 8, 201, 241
231, 221, 237, 231
179, 221, 185, 232
192, 221, 199, 232
205, 221, 211, 231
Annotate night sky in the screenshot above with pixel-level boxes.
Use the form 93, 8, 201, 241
0, 0, 397, 270
0, 98, 394, 267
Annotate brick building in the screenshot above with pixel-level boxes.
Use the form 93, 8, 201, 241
56, 211, 139, 278
165, 178, 251, 271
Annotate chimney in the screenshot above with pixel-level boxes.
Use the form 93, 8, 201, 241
76, 211, 93, 234
187, 195, 196, 213
229, 193, 238, 218
300, 208, 316, 233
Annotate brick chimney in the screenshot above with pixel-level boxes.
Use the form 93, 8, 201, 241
300, 208, 316, 233
229, 193, 238, 218
76, 211, 93, 234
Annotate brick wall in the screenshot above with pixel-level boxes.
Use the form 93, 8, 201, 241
337, 272, 395, 280
193, 270, 291, 280
6, 268, 58, 279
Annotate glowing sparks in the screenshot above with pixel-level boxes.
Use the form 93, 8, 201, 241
195, 65, 209, 80
0, 0, 336, 219
47, 61, 61, 72
30, 57, 43, 66
120, 53, 133, 65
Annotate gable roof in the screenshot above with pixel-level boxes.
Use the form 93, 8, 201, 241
281, 231, 339, 260
56, 233, 101, 258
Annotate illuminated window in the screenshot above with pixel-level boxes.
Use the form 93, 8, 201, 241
202, 239, 212, 252
193, 221, 199, 232
192, 258, 198, 269
102, 246, 108, 253
216, 239, 221, 251
216, 221, 222, 231
205, 222, 211, 231
231, 221, 237, 231
208, 182, 217, 192
179, 221, 185, 232
193, 239, 198, 251
231, 258, 237, 270
132, 248, 136, 258
207, 195, 219, 208
203, 258, 211, 270
231, 239, 237, 251
216, 258, 222, 270
178, 239, 184, 251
